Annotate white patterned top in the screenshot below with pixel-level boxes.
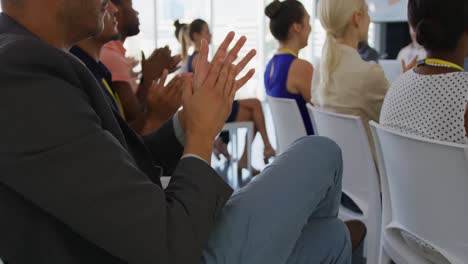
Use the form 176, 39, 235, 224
380, 70, 468, 144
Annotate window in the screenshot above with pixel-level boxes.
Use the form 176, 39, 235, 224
123, 0, 379, 99
153, 0, 211, 55
213, 0, 263, 99
124, 0, 157, 58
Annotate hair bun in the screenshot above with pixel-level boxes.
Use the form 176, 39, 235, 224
174, 19, 181, 27
415, 19, 445, 50
265, 0, 283, 19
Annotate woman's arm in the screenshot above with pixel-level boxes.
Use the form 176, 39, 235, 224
287, 59, 314, 102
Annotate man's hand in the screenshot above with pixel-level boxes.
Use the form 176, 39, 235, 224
180, 32, 256, 162
140, 70, 188, 135
138, 46, 182, 101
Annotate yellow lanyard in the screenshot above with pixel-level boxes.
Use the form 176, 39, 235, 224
101, 78, 126, 120
424, 58, 464, 72
278, 48, 298, 57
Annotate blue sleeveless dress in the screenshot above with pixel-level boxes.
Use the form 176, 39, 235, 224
264, 54, 314, 135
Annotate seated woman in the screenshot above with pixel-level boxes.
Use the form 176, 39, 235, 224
311, 0, 389, 154
186, 19, 276, 173
173, 20, 192, 72
380, 0, 467, 263
397, 24, 427, 72
381, 0, 467, 144
264, 0, 315, 136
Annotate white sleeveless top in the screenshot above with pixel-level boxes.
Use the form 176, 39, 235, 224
380, 70, 468, 144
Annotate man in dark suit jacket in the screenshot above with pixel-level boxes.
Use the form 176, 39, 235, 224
0, 0, 253, 262
0, 1, 352, 263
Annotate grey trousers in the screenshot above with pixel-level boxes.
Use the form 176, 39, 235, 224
203, 136, 352, 264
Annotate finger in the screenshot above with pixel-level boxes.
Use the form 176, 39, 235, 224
235, 49, 257, 76
211, 31, 235, 63
401, 59, 406, 71
234, 68, 256, 92
169, 66, 182, 74
202, 57, 225, 90
158, 69, 169, 89
181, 74, 194, 106
151, 48, 160, 58
196, 39, 209, 70
172, 55, 182, 65
213, 60, 232, 97
224, 64, 237, 98
225, 36, 247, 63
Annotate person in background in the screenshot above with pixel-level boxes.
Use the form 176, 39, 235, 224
101, 0, 181, 125
264, 0, 315, 136
397, 24, 427, 72
464, 57, 468, 71
311, 0, 389, 154
358, 41, 379, 62
381, 0, 467, 144
187, 18, 277, 174
0, 1, 356, 262
71, 2, 185, 135
380, 1, 467, 263
174, 19, 192, 71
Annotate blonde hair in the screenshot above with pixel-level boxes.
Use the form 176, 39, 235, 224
318, 0, 366, 93
178, 25, 192, 64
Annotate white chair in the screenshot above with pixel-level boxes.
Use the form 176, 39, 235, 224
222, 121, 254, 181
370, 121, 468, 264
267, 96, 307, 154
308, 105, 382, 264
379, 60, 403, 83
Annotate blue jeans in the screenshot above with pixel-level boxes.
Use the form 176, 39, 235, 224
203, 136, 351, 264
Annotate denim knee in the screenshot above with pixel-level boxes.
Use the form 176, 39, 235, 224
289, 136, 343, 179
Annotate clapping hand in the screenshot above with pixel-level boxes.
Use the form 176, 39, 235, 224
179, 32, 257, 162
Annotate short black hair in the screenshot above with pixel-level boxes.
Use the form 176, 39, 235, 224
265, 0, 306, 42
408, 0, 468, 51
189, 19, 208, 41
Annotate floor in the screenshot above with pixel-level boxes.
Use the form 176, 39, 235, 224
211, 102, 277, 190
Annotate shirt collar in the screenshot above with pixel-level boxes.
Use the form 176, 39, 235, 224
106, 40, 126, 56
70, 46, 112, 82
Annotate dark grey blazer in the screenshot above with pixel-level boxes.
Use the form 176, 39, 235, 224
0, 14, 232, 264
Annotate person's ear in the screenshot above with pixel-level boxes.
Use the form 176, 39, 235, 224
351, 11, 362, 29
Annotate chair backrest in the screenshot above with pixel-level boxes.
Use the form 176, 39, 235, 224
379, 60, 402, 83
267, 96, 307, 154
370, 121, 468, 263
308, 105, 380, 214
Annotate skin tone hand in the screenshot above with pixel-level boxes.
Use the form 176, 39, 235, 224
402, 55, 419, 73
178, 32, 257, 162
138, 46, 182, 102
140, 70, 188, 135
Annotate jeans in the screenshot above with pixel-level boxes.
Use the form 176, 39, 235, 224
202, 136, 352, 264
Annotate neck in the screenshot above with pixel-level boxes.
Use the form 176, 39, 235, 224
76, 39, 105, 61
194, 42, 201, 51
426, 50, 465, 69
4, 10, 76, 50
335, 32, 359, 50
279, 40, 301, 56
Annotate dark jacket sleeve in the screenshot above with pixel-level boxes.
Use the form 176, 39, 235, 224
143, 119, 184, 175
0, 37, 233, 264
